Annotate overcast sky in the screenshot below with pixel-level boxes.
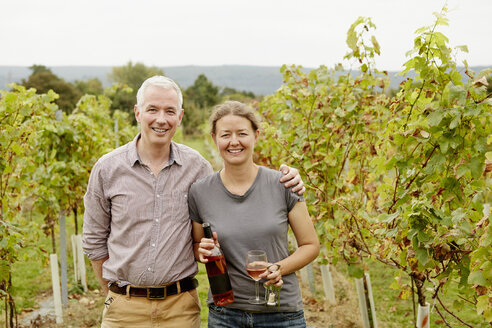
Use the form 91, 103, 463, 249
1, 0, 490, 71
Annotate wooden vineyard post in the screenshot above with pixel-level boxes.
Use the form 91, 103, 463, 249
71, 234, 88, 291
77, 235, 88, 291
288, 234, 316, 293
320, 264, 336, 304
50, 254, 63, 324
416, 303, 430, 328
59, 213, 68, 306
305, 263, 316, 294
55, 110, 68, 308
355, 273, 378, 328
71, 234, 79, 282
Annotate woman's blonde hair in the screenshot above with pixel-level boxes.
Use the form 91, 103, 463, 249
210, 101, 260, 134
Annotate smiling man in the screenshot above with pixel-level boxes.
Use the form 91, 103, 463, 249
82, 76, 305, 328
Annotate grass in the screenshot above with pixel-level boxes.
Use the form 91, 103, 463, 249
181, 134, 223, 171
196, 263, 210, 328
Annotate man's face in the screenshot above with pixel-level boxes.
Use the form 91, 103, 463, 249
134, 85, 184, 149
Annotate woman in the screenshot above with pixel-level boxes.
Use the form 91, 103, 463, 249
188, 101, 320, 327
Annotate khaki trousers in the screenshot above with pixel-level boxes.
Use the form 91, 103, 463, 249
101, 289, 201, 328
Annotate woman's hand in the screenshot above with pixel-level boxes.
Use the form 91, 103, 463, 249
197, 232, 218, 263
261, 263, 283, 287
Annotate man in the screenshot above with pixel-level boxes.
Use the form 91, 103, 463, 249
82, 76, 304, 328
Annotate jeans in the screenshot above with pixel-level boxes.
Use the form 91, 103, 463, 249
208, 305, 306, 328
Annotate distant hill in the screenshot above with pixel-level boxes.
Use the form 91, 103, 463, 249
1, 65, 289, 95
0, 65, 489, 96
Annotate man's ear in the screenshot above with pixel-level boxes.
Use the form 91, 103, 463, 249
134, 105, 140, 123
177, 108, 184, 126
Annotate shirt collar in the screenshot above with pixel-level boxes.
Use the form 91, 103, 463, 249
128, 133, 183, 167
128, 134, 141, 167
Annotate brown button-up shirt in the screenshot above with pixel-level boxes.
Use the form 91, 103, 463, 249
82, 134, 213, 286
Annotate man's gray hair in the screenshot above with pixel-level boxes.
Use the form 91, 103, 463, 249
136, 75, 183, 111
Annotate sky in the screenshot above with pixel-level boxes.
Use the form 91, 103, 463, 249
1, 0, 491, 71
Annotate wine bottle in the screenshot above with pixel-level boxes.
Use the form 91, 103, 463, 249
202, 223, 234, 306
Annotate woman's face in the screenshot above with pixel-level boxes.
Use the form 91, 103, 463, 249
213, 114, 259, 166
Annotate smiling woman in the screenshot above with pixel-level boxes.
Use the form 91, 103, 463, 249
209, 101, 261, 194
189, 100, 320, 328
213, 112, 259, 170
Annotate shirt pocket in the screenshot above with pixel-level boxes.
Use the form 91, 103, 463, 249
110, 194, 128, 223
172, 189, 189, 221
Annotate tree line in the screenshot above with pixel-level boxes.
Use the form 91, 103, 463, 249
19, 61, 259, 135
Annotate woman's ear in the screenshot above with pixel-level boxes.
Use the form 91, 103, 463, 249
211, 133, 218, 146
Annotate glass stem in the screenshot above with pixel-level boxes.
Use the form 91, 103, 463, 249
255, 281, 260, 300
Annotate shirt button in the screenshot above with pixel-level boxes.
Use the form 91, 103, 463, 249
156, 194, 160, 198
155, 219, 159, 222
148, 267, 152, 271
152, 243, 155, 247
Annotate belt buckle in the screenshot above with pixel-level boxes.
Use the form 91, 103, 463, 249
147, 286, 167, 300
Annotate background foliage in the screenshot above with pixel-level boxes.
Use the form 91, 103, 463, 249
0, 84, 137, 327
255, 9, 491, 326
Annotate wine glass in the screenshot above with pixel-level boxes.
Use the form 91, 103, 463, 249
245, 250, 268, 304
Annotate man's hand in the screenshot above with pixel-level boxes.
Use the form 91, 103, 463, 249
91, 257, 109, 295
279, 164, 305, 195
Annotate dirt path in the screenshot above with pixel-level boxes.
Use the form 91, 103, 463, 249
20, 297, 55, 325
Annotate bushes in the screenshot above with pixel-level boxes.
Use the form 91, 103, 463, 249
255, 10, 491, 325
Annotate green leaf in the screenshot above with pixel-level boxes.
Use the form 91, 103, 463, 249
379, 211, 399, 223
416, 248, 430, 265
439, 138, 449, 154
481, 261, 492, 281
456, 45, 468, 53
469, 156, 485, 179
371, 36, 380, 55
449, 115, 461, 129
477, 295, 489, 315
459, 220, 472, 234
427, 110, 444, 126
456, 164, 469, 178
468, 270, 488, 286
450, 71, 463, 85
0, 260, 10, 282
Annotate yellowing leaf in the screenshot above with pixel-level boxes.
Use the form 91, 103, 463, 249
371, 36, 380, 55
420, 130, 430, 138
474, 76, 489, 87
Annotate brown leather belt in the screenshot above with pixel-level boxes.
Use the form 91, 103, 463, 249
109, 277, 198, 300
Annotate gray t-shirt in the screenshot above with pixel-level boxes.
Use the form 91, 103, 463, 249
188, 166, 304, 312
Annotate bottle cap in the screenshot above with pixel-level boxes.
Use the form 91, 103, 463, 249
202, 222, 213, 238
